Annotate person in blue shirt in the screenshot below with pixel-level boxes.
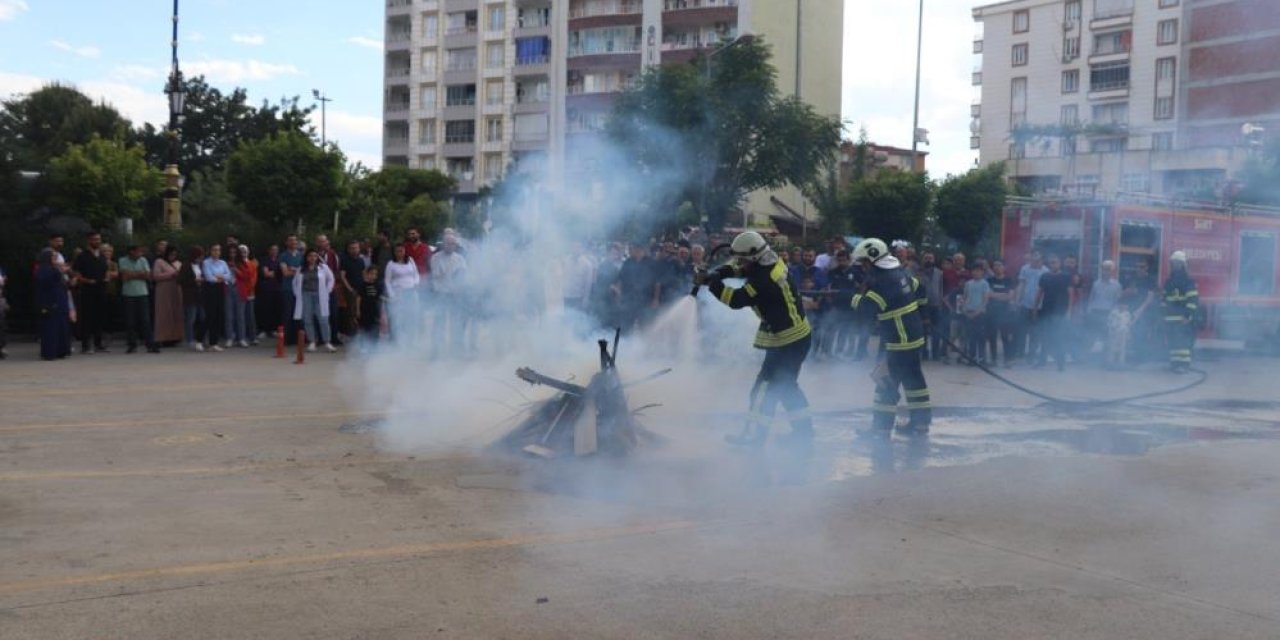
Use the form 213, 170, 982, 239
278, 234, 305, 346
200, 244, 234, 351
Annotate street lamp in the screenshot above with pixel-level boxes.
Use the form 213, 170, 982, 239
162, 0, 186, 230
702, 33, 754, 230
312, 89, 332, 147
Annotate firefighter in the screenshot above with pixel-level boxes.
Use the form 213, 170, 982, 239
851, 238, 932, 434
697, 231, 814, 447
1162, 250, 1198, 373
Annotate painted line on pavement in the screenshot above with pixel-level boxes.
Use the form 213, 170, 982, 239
0, 410, 387, 434
0, 520, 698, 596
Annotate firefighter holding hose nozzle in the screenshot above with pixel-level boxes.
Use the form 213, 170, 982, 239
851, 238, 932, 435
1162, 250, 1199, 374
694, 231, 814, 448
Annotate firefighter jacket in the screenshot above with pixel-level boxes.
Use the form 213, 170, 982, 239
1162, 269, 1198, 322
708, 261, 811, 349
852, 265, 927, 351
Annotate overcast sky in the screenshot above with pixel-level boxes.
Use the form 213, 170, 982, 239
0, 0, 980, 178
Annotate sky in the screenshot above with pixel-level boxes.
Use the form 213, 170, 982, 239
0, 0, 980, 178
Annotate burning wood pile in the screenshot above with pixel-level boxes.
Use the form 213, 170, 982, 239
492, 332, 665, 458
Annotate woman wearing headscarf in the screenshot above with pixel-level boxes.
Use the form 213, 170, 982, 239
152, 245, 185, 345
35, 249, 73, 360
292, 248, 337, 352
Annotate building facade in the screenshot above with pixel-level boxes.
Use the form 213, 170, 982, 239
382, 0, 843, 221
971, 0, 1276, 198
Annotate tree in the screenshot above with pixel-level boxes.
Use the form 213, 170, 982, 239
46, 136, 163, 229
846, 169, 932, 243
933, 162, 1009, 251
0, 84, 133, 170
225, 132, 345, 232
340, 164, 456, 236
607, 36, 842, 230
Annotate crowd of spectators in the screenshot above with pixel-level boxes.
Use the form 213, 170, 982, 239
7, 228, 1168, 369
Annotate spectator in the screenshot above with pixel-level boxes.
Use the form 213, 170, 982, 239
1013, 250, 1048, 364
0, 265, 7, 359
314, 234, 343, 346
278, 235, 304, 346
959, 263, 990, 364
72, 232, 110, 354
100, 243, 122, 340
35, 249, 73, 361
1085, 260, 1123, 361
563, 241, 596, 313
201, 244, 232, 352
616, 244, 656, 334
403, 227, 432, 278
293, 248, 337, 353
338, 239, 367, 339
356, 265, 385, 348
1107, 302, 1133, 369
986, 259, 1016, 367
371, 229, 394, 277
179, 246, 205, 351
257, 244, 281, 336
222, 245, 246, 347
228, 245, 255, 347
384, 244, 420, 342
827, 250, 864, 360
429, 233, 468, 358
591, 243, 624, 329
1122, 259, 1158, 362
152, 246, 185, 346
1034, 255, 1072, 371
118, 244, 159, 354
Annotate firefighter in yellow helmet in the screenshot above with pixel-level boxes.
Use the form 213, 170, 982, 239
1162, 250, 1198, 373
696, 231, 813, 447
851, 238, 932, 434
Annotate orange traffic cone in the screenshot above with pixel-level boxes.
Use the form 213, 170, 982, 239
273, 325, 285, 358
294, 329, 306, 365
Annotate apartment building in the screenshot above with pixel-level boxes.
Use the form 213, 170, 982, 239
382, 0, 843, 221
971, 0, 1277, 198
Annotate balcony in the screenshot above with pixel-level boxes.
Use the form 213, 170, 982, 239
570, 0, 641, 19
385, 98, 411, 113
387, 31, 412, 49
388, 0, 413, 14
446, 0, 479, 10
662, 0, 737, 28
387, 65, 412, 78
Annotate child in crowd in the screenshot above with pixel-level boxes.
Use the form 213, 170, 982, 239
960, 264, 991, 364
357, 265, 384, 349
1107, 301, 1132, 369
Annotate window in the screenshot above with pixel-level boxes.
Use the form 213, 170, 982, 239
446, 156, 474, 179
1154, 57, 1176, 118
1009, 142, 1026, 159
445, 84, 476, 106
487, 6, 505, 31
1010, 77, 1027, 128
1061, 104, 1079, 126
418, 119, 436, 144
1013, 9, 1029, 33
513, 113, 549, 141
1062, 69, 1080, 93
422, 14, 439, 42
1065, 0, 1082, 23
517, 6, 552, 28
516, 78, 549, 103
445, 10, 478, 35
1157, 19, 1178, 45
568, 26, 642, 56
485, 117, 503, 142
1090, 137, 1127, 153
1092, 101, 1129, 125
419, 84, 437, 109
1093, 30, 1132, 56
1154, 96, 1174, 120
1063, 36, 1080, 61
1156, 56, 1176, 82
1094, 0, 1135, 19
1159, 0, 1179, 8
484, 154, 503, 180
1012, 43, 1029, 66
1061, 137, 1077, 156
417, 155, 436, 170
486, 43, 505, 68
444, 120, 476, 143
972, 71, 982, 86
515, 36, 551, 64
1090, 61, 1130, 91
446, 47, 477, 71
1121, 173, 1149, 193
420, 49, 438, 73
1152, 132, 1174, 150
1239, 233, 1276, 296
485, 79, 504, 105
973, 39, 983, 54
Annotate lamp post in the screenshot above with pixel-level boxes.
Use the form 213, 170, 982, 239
910, 0, 925, 158
163, 0, 186, 230
702, 33, 754, 230
312, 89, 332, 147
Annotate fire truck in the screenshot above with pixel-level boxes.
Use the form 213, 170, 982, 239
999, 194, 1280, 348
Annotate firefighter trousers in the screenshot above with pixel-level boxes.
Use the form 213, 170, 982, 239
746, 335, 813, 438
872, 348, 931, 430
1166, 318, 1195, 368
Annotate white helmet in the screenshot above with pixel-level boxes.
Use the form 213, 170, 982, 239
1170, 250, 1187, 263
730, 231, 770, 263
852, 238, 890, 264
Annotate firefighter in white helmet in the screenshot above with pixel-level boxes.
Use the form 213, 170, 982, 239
1162, 250, 1198, 373
851, 238, 932, 434
695, 231, 813, 447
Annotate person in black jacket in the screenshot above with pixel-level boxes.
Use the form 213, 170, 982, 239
700, 231, 814, 448
852, 238, 931, 434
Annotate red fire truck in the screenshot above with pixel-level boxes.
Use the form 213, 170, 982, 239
999, 194, 1280, 347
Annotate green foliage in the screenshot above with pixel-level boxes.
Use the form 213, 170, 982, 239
340, 164, 456, 237
225, 132, 345, 232
933, 162, 1009, 251
0, 84, 133, 170
845, 169, 933, 243
804, 163, 845, 239
399, 195, 445, 239
606, 36, 842, 230
46, 136, 163, 230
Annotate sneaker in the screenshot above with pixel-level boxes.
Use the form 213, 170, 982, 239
237, 340, 250, 348
147, 346, 161, 354
324, 343, 337, 353
210, 344, 224, 352
223, 339, 233, 349
190, 342, 204, 352
256, 332, 267, 340
306, 342, 317, 353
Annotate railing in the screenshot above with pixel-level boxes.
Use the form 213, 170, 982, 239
388, 0, 411, 7
445, 25, 478, 36
446, 96, 477, 106
569, 1, 642, 18
444, 133, 475, 143
1091, 77, 1129, 92
385, 136, 410, 146
662, 0, 737, 10
386, 102, 411, 112
514, 130, 549, 142
515, 54, 550, 65
387, 67, 412, 77
446, 59, 477, 71
388, 31, 412, 42
567, 41, 641, 57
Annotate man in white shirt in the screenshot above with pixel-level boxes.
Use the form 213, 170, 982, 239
562, 242, 596, 314
429, 233, 468, 358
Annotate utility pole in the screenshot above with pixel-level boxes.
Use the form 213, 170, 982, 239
162, 0, 186, 230
312, 89, 332, 147
911, 0, 925, 163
